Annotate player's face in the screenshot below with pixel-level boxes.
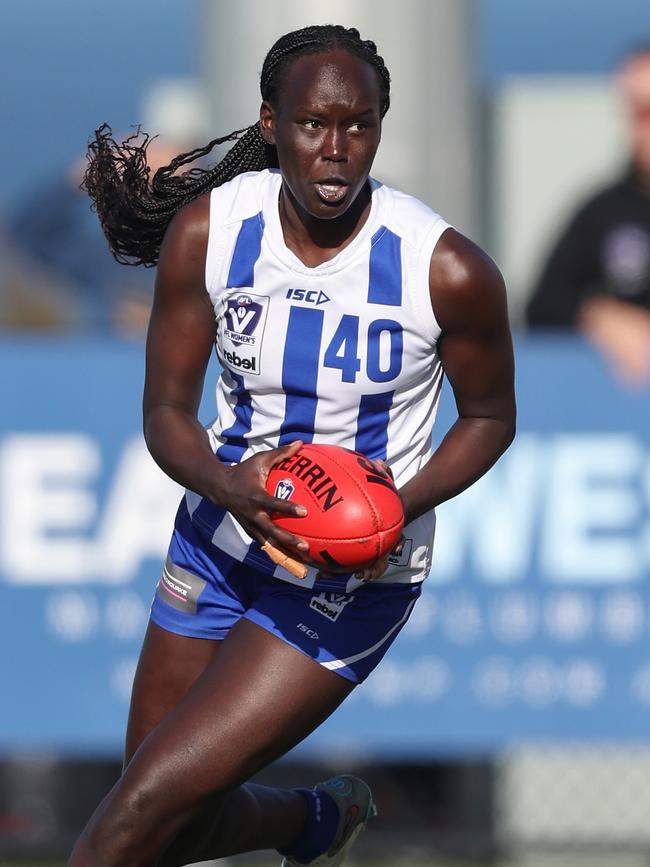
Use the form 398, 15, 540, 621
260, 49, 383, 221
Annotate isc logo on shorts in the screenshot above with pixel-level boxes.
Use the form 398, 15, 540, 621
310, 592, 353, 621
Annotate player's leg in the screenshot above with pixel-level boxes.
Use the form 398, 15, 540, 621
123, 620, 221, 765
89, 498, 344, 867
155, 574, 420, 867
68, 617, 355, 867
120, 620, 317, 865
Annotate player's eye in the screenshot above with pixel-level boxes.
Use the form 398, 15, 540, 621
302, 120, 322, 129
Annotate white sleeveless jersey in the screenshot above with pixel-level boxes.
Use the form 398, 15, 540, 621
186, 169, 450, 590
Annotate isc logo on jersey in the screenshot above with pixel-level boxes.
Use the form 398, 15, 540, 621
309, 592, 353, 622
286, 288, 330, 305
219, 292, 269, 375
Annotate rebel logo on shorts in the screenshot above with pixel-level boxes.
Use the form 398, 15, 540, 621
309, 591, 353, 622
224, 295, 264, 346
274, 478, 295, 500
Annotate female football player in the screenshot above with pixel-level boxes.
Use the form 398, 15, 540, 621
69, 23, 515, 867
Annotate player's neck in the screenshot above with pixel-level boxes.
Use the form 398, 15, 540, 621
277, 183, 372, 268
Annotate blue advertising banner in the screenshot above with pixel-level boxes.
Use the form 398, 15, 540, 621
0, 335, 648, 756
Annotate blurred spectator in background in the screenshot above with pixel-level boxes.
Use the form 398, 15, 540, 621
2, 78, 208, 336
527, 43, 650, 388
0, 221, 80, 330
5, 138, 185, 337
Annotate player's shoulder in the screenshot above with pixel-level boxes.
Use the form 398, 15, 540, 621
159, 192, 211, 268
429, 229, 506, 329
208, 168, 278, 228
160, 169, 276, 262
373, 180, 450, 251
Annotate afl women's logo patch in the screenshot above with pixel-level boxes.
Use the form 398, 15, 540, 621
275, 478, 295, 500
224, 294, 264, 346
219, 291, 269, 376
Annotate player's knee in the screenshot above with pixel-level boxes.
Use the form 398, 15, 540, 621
80, 778, 169, 867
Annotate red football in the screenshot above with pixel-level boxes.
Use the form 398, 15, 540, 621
266, 444, 404, 572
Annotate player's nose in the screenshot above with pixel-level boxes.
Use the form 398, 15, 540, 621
322, 125, 347, 161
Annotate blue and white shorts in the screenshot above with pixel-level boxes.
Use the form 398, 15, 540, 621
150, 500, 421, 684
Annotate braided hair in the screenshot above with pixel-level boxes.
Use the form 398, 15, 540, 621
83, 24, 391, 268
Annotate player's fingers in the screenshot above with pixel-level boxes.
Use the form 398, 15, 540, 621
369, 457, 394, 479
266, 494, 307, 518
356, 552, 391, 583
356, 565, 377, 582
264, 439, 303, 467
255, 513, 309, 552
231, 509, 304, 551
392, 534, 406, 557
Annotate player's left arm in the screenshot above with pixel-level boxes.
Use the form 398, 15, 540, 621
398, 228, 516, 525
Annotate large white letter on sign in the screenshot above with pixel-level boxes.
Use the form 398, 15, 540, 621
0, 434, 99, 583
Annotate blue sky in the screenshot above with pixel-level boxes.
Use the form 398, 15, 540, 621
2, 0, 650, 210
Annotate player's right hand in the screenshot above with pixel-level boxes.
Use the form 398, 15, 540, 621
212, 440, 309, 555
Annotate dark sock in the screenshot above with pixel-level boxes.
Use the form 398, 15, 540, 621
278, 787, 339, 864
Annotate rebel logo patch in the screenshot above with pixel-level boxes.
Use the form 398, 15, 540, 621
309, 592, 353, 621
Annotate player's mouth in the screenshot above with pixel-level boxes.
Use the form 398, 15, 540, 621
314, 178, 349, 204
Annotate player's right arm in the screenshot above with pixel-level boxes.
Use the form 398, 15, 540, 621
142, 195, 308, 554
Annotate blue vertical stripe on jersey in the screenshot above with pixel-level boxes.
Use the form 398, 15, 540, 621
226, 213, 265, 287
216, 371, 253, 463
355, 390, 395, 460
279, 306, 325, 445
368, 227, 402, 306
217, 213, 264, 462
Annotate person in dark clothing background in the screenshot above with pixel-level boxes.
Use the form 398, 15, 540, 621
7, 139, 188, 336
527, 43, 650, 388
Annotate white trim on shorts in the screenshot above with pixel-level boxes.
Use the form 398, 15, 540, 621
320, 598, 417, 672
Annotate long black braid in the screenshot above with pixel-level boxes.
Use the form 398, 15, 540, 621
83, 24, 391, 267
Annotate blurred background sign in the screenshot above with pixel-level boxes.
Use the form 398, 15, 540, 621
1, 337, 647, 755
3, 0, 650, 862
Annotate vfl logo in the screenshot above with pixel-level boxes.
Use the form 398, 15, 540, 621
219, 291, 269, 376
274, 478, 295, 500
286, 288, 330, 305
224, 294, 263, 346
309, 592, 353, 622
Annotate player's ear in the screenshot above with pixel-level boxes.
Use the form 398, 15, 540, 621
260, 100, 275, 145
259, 101, 276, 146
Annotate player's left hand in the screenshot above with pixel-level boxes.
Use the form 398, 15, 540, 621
354, 535, 405, 583
353, 460, 402, 581
315, 456, 403, 583
354, 551, 391, 583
